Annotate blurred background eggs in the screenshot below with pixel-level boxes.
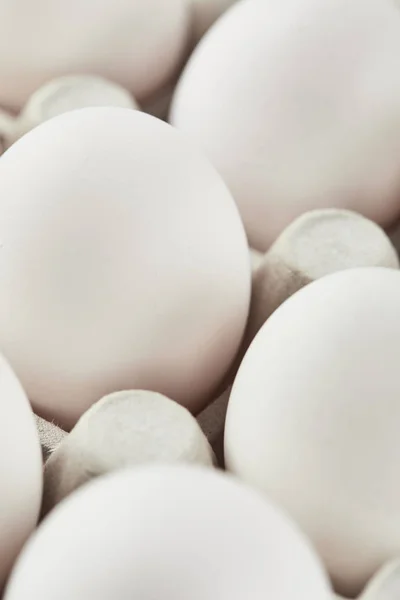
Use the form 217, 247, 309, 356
171, 0, 400, 251
0, 0, 189, 110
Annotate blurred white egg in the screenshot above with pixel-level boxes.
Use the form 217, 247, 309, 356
171, 0, 400, 251
225, 267, 400, 597
0, 354, 42, 589
0, 107, 250, 430
4, 465, 331, 600
0, 0, 189, 110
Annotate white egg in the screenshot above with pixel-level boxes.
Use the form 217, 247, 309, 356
0, 107, 250, 430
4, 465, 331, 600
0, 0, 189, 110
171, 0, 400, 251
0, 353, 42, 589
225, 267, 400, 597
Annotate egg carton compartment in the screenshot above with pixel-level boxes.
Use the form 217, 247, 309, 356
35, 389, 227, 469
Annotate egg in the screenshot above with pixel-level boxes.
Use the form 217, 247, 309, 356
0, 107, 250, 430
4, 465, 331, 600
0, 0, 189, 110
0, 353, 42, 590
171, 0, 400, 251
225, 267, 400, 597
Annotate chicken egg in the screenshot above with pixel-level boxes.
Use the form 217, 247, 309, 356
225, 267, 400, 597
171, 0, 400, 251
4, 465, 331, 600
0, 107, 250, 430
0, 0, 189, 110
0, 353, 42, 590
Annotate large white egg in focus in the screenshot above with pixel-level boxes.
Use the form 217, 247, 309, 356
0, 107, 250, 430
0, 354, 42, 589
4, 465, 331, 600
171, 0, 400, 251
225, 267, 400, 596
0, 0, 189, 110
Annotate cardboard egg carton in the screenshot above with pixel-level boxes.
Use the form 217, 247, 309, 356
35, 394, 227, 467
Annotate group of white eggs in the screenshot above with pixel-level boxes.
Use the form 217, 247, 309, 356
1, 0, 400, 598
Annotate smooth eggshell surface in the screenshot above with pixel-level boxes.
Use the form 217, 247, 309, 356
4, 465, 331, 600
225, 267, 400, 597
0, 0, 189, 110
171, 0, 400, 251
0, 107, 250, 430
0, 354, 42, 589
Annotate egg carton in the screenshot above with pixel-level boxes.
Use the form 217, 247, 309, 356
35, 416, 67, 463
35, 390, 226, 465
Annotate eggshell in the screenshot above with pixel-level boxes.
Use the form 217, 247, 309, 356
171, 0, 400, 251
0, 0, 189, 110
42, 390, 215, 515
0, 107, 250, 430
225, 267, 400, 597
4, 465, 331, 600
0, 354, 42, 589
7, 75, 138, 146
